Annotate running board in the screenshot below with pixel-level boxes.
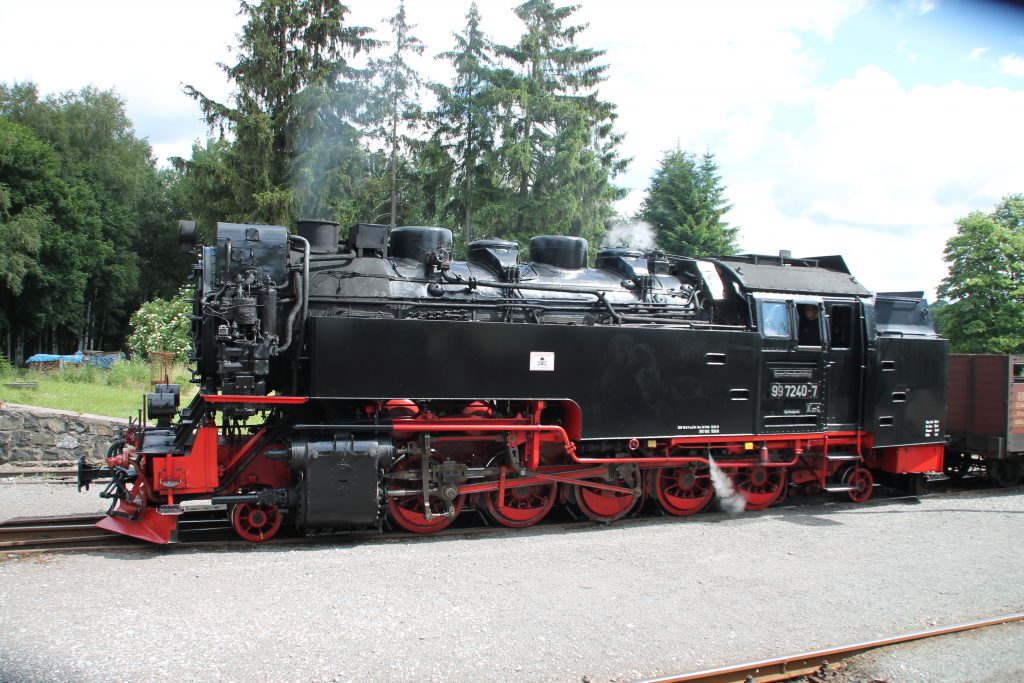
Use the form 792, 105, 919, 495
826, 454, 861, 461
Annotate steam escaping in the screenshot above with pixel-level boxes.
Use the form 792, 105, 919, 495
708, 456, 746, 515
603, 221, 657, 251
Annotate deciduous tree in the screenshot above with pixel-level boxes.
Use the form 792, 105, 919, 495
1, 83, 170, 357
936, 195, 1024, 353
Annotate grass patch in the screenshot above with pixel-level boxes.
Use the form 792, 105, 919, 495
0, 359, 196, 419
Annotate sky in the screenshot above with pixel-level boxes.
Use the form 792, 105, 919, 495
2, 0, 1023, 299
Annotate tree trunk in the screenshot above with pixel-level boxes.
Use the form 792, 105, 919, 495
465, 161, 473, 245
389, 103, 399, 230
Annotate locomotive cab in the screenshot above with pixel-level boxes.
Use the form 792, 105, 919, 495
716, 255, 872, 435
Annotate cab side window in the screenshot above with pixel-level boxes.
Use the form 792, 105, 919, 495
797, 304, 822, 347
762, 301, 791, 338
829, 305, 853, 349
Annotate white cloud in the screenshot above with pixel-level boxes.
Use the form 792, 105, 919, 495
904, 0, 938, 15
898, 40, 925, 64
2, 0, 1019, 302
571, 0, 868, 194
731, 66, 1024, 298
0, 0, 242, 165
999, 54, 1024, 77
731, 179, 954, 296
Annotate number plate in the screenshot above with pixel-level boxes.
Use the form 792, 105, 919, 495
768, 382, 819, 399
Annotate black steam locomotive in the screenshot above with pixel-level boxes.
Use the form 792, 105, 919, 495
80, 219, 948, 543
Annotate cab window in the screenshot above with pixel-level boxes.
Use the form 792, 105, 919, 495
761, 301, 791, 338
797, 304, 822, 347
829, 305, 853, 349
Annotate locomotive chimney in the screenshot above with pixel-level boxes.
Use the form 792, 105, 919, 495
297, 219, 340, 253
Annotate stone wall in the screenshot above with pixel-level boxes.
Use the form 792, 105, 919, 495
0, 403, 126, 468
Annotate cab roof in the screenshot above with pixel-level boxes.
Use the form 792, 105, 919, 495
713, 254, 871, 297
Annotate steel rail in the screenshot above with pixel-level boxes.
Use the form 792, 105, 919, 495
1, 480, 1017, 554
636, 613, 1024, 683
0, 510, 231, 554
0, 468, 82, 478
0, 518, 137, 552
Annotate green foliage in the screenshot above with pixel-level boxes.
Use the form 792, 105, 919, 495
134, 167, 193, 302
638, 149, 736, 257
427, 3, 499, 246
367, 1, 426, 229
183, 0, 375, 227
105, 357, 154, 388
1, 81, 180, 361
937, 194, 1024, 353
105, 358, 191, 388
486, 0, 627, 247
0, 359, 195, 418
56, 363, 100, 384
0, 118, 52, 300
126, 290, 193, 362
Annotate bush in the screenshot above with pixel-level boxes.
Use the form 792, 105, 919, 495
106, 358, 192, 390
57, 363, 99, 384
127, 288, 193, 362
106, 358, 152, 388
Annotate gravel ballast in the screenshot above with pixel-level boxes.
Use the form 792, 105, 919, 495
1, 483, 1022, 682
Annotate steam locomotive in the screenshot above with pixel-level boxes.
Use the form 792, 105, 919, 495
79, 219, 950, 543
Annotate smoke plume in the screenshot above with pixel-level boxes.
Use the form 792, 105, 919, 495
603, 221, 657, 251
708, 456, 746, 515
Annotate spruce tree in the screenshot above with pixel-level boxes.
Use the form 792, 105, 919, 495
429, 3, 498, 246
491, 0, 626, 246
367, 1, 425, 229
639, 149, 736, 257
184, 0, 374, 226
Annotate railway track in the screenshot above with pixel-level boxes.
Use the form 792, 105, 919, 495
638, 612, 1024, 683
0, 514, 138, 552
2, 481, 1019, 555
0, 467, 80, 478
0, 509, 235, 553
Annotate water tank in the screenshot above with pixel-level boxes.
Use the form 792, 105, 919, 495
529, 235, 588, 270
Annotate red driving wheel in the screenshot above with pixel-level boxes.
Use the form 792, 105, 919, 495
230, 503, 283, 543
484, 480, 558, 528
386, 456, 465, 534
732, 465, 785, 511
570, 475, 641, 523
650, 464, 714, 516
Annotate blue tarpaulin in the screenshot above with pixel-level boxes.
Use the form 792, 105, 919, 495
25, 353, 122, 369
